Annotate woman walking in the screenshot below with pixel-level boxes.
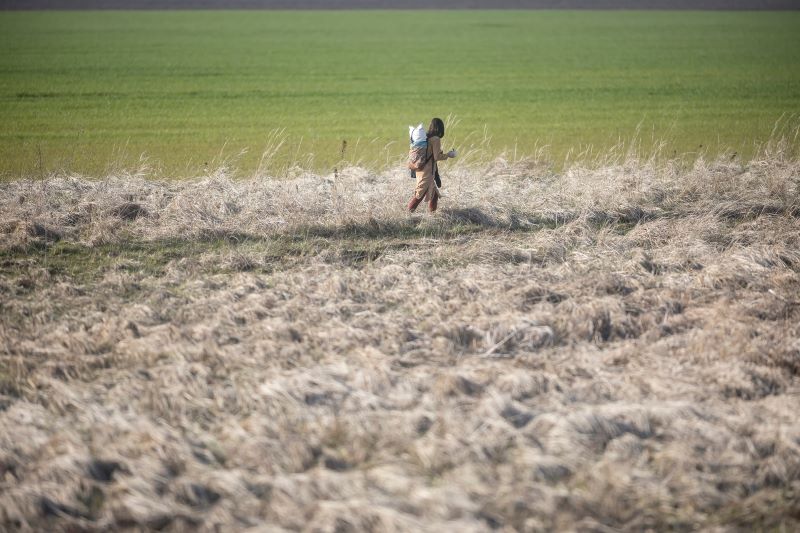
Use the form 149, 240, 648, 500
408, 117, 457, 213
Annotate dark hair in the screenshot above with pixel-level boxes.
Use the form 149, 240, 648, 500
427, 118, 445, 139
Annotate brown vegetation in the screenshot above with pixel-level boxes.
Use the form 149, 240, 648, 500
1, 141, 799, 531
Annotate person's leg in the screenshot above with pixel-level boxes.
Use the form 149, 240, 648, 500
409, 172, 430, 212
428, 188, 439, 212
407, 192, 425, 212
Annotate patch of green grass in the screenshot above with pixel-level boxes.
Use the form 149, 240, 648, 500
0, 238, 223, 285
0, 10, 798, 177
0, 216, 515, 286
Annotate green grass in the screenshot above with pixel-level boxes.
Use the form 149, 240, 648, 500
0, 10, 799, 178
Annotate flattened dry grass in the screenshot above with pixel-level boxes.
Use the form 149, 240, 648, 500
1, 141, 799, 531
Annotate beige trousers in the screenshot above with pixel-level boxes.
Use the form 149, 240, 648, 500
414, 169, 437, 201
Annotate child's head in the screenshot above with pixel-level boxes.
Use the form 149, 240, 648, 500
409, 123, 426, 144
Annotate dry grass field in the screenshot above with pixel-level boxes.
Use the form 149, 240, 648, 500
1, 135, 799, 531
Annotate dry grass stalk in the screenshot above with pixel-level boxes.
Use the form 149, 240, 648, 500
0, 144, 799, 531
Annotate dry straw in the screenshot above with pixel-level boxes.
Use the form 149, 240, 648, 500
0, 133, 799, 531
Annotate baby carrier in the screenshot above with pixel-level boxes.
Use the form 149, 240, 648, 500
407, 124, 430, 172
406, 123, 441, 187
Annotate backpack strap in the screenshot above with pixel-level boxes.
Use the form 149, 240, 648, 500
430, 139, 437, 178
425, 137, 435, 171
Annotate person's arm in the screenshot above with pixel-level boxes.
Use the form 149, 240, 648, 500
430, 136, 449, 162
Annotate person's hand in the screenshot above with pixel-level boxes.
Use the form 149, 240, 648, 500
448, 149, 457, 159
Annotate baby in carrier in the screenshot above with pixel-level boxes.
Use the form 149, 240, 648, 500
409, 124, 427, 147
407, 123, 441, 187
408, 124, 428, 169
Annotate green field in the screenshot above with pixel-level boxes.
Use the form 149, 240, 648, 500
0, 10, 799, 177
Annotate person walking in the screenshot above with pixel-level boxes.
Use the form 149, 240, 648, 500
408, 117, 457, 213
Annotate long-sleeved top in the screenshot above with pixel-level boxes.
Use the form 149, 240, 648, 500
413, 135, 450, 201
415, 135, 449, 181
